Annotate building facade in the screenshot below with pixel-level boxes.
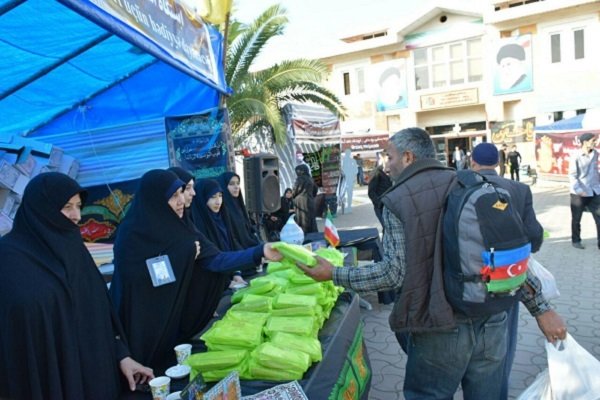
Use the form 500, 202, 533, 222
319, 0, 600, 168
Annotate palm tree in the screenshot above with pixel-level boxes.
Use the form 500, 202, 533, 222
225, 4, 346, 147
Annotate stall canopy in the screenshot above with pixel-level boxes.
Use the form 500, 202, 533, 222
0, 0, 228, 185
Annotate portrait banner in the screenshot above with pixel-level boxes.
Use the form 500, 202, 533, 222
372, 59, 408, 111
493, 35, 533, 95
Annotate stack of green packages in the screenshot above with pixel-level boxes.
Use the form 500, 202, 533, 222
190, 242, 345, 382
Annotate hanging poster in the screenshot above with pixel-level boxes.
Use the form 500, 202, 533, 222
493, 35, 533, 95
372, 59, 408, 111
165, 108, 232, 178
490, 118, 535, 144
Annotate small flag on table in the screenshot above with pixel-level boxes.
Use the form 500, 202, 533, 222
324, 209, 340, 247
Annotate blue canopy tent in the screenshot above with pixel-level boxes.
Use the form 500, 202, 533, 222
0, 0, 228, 187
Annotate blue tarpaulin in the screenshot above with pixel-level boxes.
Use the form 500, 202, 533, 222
0, 0, 228, 186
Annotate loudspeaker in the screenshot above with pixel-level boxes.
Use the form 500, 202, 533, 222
243, 154, 281, 213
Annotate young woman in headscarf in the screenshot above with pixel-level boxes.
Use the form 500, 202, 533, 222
167, 166, 196, 224
110, 170, 280, 373
218, 171, 262, 248
190, 179, 246, 303
0, 172, 154, 400
292, 164, 318, 234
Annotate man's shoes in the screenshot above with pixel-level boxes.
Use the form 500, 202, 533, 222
572, 242, 585, 249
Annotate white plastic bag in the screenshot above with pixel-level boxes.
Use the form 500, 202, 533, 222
280, 215, 304, 245
528, 256, 560, 300
517, 369, 553, 400
547, 333, 600, 400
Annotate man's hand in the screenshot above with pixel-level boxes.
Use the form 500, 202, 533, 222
263, 243, 283, 261
535, 309, 567, 343
296, 256, 334, 282
119, 357, 154, 391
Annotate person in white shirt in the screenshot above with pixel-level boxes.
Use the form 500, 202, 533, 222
568, 132, 600, 250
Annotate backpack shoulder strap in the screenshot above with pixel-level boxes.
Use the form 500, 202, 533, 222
456, 169, 487, 187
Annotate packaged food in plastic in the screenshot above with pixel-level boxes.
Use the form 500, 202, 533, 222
184, 350, 248, 372
201, 319, 264, 349
252, 342, 311, 372
264, 316, 316, 337
272, 293, 317, 309
271, 332, 322, 363
271, 242, 317, 267
247, 358, 304, 381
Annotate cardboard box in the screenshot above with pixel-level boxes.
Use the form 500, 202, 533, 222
58, 154, 80, 178
0, 212, 13, 236
48, 146, 63, 167
0, 159, 29, 194
14, 147, 37, 177
0, 189, 16, 216
9, 197, 20, 219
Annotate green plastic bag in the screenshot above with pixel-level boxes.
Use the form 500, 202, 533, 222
231, 282, 275, 303
201, 362, 246, 382
247, 358, 304, 381
270, 306, 315, 317
315, 247, 345, 267
252, 342, 311, 372
229, 300, 271, 314
272, 293, 318, 309
271, 332, 323, 363
201, 319, 264, 349
264, 316, 316, 337
184, 350, 248, 372
224, 310, 269, 326
288, 273, 317, 285
285, 282, 324, 296
271, 242, 317, 267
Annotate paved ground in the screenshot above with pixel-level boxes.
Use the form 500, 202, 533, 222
318, 177, 600, 399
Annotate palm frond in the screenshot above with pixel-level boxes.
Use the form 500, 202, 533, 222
226, 5, 288, 87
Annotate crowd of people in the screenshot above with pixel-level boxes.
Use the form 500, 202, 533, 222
1, 128, 597, 400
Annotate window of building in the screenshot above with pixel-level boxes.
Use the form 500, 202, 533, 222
553, 111, 563, 121
574, 29, 584, 59
576, 109, 586, 115
550, 33, 561, 63
356, 68, 365, 93
343, 72, 351, 95
413, 38, 482, 91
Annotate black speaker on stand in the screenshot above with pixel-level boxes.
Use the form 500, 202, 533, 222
243, 154, 281, 241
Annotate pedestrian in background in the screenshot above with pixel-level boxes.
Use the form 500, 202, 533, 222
498, 143, 508, 177
507, 144, 522, 181
368, 152, 392, 229
354, 153, 366, 185
568, 132, 600, 250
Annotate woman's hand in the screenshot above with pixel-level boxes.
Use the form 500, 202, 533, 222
119, 357, 154, 391
263, 242, 283, 261
194, 241, 201, 259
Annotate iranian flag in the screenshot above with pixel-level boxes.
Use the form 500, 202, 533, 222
324, 209, 340, 247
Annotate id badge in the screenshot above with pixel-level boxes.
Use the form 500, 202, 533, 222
146, 255, 176, 287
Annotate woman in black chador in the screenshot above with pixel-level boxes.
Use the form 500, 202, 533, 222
110, 170, 280, 373
292, 164, 318, 233
0, 172, 153, 400
218, 171, 261, 248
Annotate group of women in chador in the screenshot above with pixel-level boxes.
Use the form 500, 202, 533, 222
0, 168, 282, 400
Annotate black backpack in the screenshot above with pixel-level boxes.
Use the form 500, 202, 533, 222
443, 170, 531, 317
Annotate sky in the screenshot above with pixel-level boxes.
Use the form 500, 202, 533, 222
232, 0, 479, 69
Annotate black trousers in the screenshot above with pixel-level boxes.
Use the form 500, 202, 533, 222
570, 193, 600, 247
510, 164, 520, 181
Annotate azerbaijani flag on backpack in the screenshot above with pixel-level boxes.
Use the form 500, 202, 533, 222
324, 209, 340, 247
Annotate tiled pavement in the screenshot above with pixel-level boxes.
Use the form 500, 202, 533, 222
318, 178, 600, 399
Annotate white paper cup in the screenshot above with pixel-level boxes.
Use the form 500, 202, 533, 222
149, 376, 170, 400
174, 343, 192, 365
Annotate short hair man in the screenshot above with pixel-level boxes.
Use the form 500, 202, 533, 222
299, 132, 566, 399
568, 132, 600, 250
470, 142, 567, 398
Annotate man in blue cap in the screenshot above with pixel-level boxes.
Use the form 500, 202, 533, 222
471, 142, 567, 399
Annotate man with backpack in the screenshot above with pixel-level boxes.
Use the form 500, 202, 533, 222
298, 131, 566, 399
467, 142, 567, 398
